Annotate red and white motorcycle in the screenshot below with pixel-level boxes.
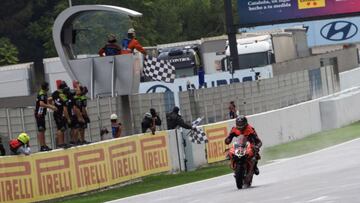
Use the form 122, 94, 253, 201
226, 134, 256, 189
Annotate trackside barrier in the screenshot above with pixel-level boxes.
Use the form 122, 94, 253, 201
320, 87, 360, 130
339, 66, 360, 91
0, 131, 172, 203
181, 87, 360, 168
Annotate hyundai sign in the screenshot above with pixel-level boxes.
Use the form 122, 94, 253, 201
238, 0, 360, 27
320, 21, 358, 41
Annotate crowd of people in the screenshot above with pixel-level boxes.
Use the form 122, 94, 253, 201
36, 80, 90, 151
98, 28, 146, 57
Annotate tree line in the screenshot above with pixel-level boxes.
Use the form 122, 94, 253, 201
0, 0, 238, 65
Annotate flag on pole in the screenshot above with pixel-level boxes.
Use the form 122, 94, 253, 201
188, 117, 208, 144
143, 55, 176, 83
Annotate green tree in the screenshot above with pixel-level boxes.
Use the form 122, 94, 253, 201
0, 37, 19, 65
0, 0, 237, 61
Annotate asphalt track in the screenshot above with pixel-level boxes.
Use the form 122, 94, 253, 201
108, 138, 360, 203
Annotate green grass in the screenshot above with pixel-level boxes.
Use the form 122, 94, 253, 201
261, 121, 360, 163
59, 121, 360, 203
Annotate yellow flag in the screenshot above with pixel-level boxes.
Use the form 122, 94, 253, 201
298, 0, 325, 9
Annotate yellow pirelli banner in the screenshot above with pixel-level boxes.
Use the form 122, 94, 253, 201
204, 122, 231, 164
0, 131, 171, 203
298, 0, 325, 9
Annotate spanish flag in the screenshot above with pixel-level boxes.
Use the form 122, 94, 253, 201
298, 0, 325, 9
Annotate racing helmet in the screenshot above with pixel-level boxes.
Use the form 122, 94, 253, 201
236, 115, 248, 129
18, 133, 30, 144
110, 113, 118, 120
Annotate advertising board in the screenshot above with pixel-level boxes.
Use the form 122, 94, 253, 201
238, 0, 360, 27
0, 132, 170, 202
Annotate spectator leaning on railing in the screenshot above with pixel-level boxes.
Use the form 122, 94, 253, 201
166, 106, 195, 130
110, 113, 122, 138
141, 108, 161, 134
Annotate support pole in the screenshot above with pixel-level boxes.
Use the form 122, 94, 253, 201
224, 0, 239, 74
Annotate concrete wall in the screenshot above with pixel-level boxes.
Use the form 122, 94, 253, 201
43, 58, 73, 93
129, 92, 174, 134
272, 47, 359, 76
0, 63, 33, 98
320, 88, 360, 130
285, 28, 310, 58
178, 66, 338, 125
0, 95, 36, 108
339, 66, 360, 91
272, 34, 297, 63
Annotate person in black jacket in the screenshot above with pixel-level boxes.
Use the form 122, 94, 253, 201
166, 106, 194, 130
141, 108, 161, 134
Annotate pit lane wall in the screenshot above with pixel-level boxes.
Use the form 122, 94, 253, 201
0, 132, 172, 203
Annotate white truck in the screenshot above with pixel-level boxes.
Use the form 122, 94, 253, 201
222, 34, 274, 80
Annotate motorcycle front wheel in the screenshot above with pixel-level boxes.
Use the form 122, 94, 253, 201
234, 162, 245, 189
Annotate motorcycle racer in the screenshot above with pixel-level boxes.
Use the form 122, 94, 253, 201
225, 115, 262, 175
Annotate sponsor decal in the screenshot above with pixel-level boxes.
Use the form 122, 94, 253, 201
169, 57, 191, 63
140, 133, 170, 174
108, 140, 140, 180
320, 21, 358, 41
35, 156, 72, 196
298, 0, 325, 9
0, 162, 33, 202
204, 123, 229, 163
74, 149, 108, 188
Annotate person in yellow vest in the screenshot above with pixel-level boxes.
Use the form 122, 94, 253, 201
9, 133, 31, 155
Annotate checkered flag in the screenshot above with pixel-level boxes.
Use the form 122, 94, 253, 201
188, 117, 208, 144
143, 55, 176, 83
189, 127, 208, 144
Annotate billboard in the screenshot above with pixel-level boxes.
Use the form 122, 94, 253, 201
237, 0, 360, 27
242, 16, 360, 47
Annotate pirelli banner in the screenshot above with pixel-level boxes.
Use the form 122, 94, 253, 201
204, 121, 233, 164
0, 131, 171, 203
